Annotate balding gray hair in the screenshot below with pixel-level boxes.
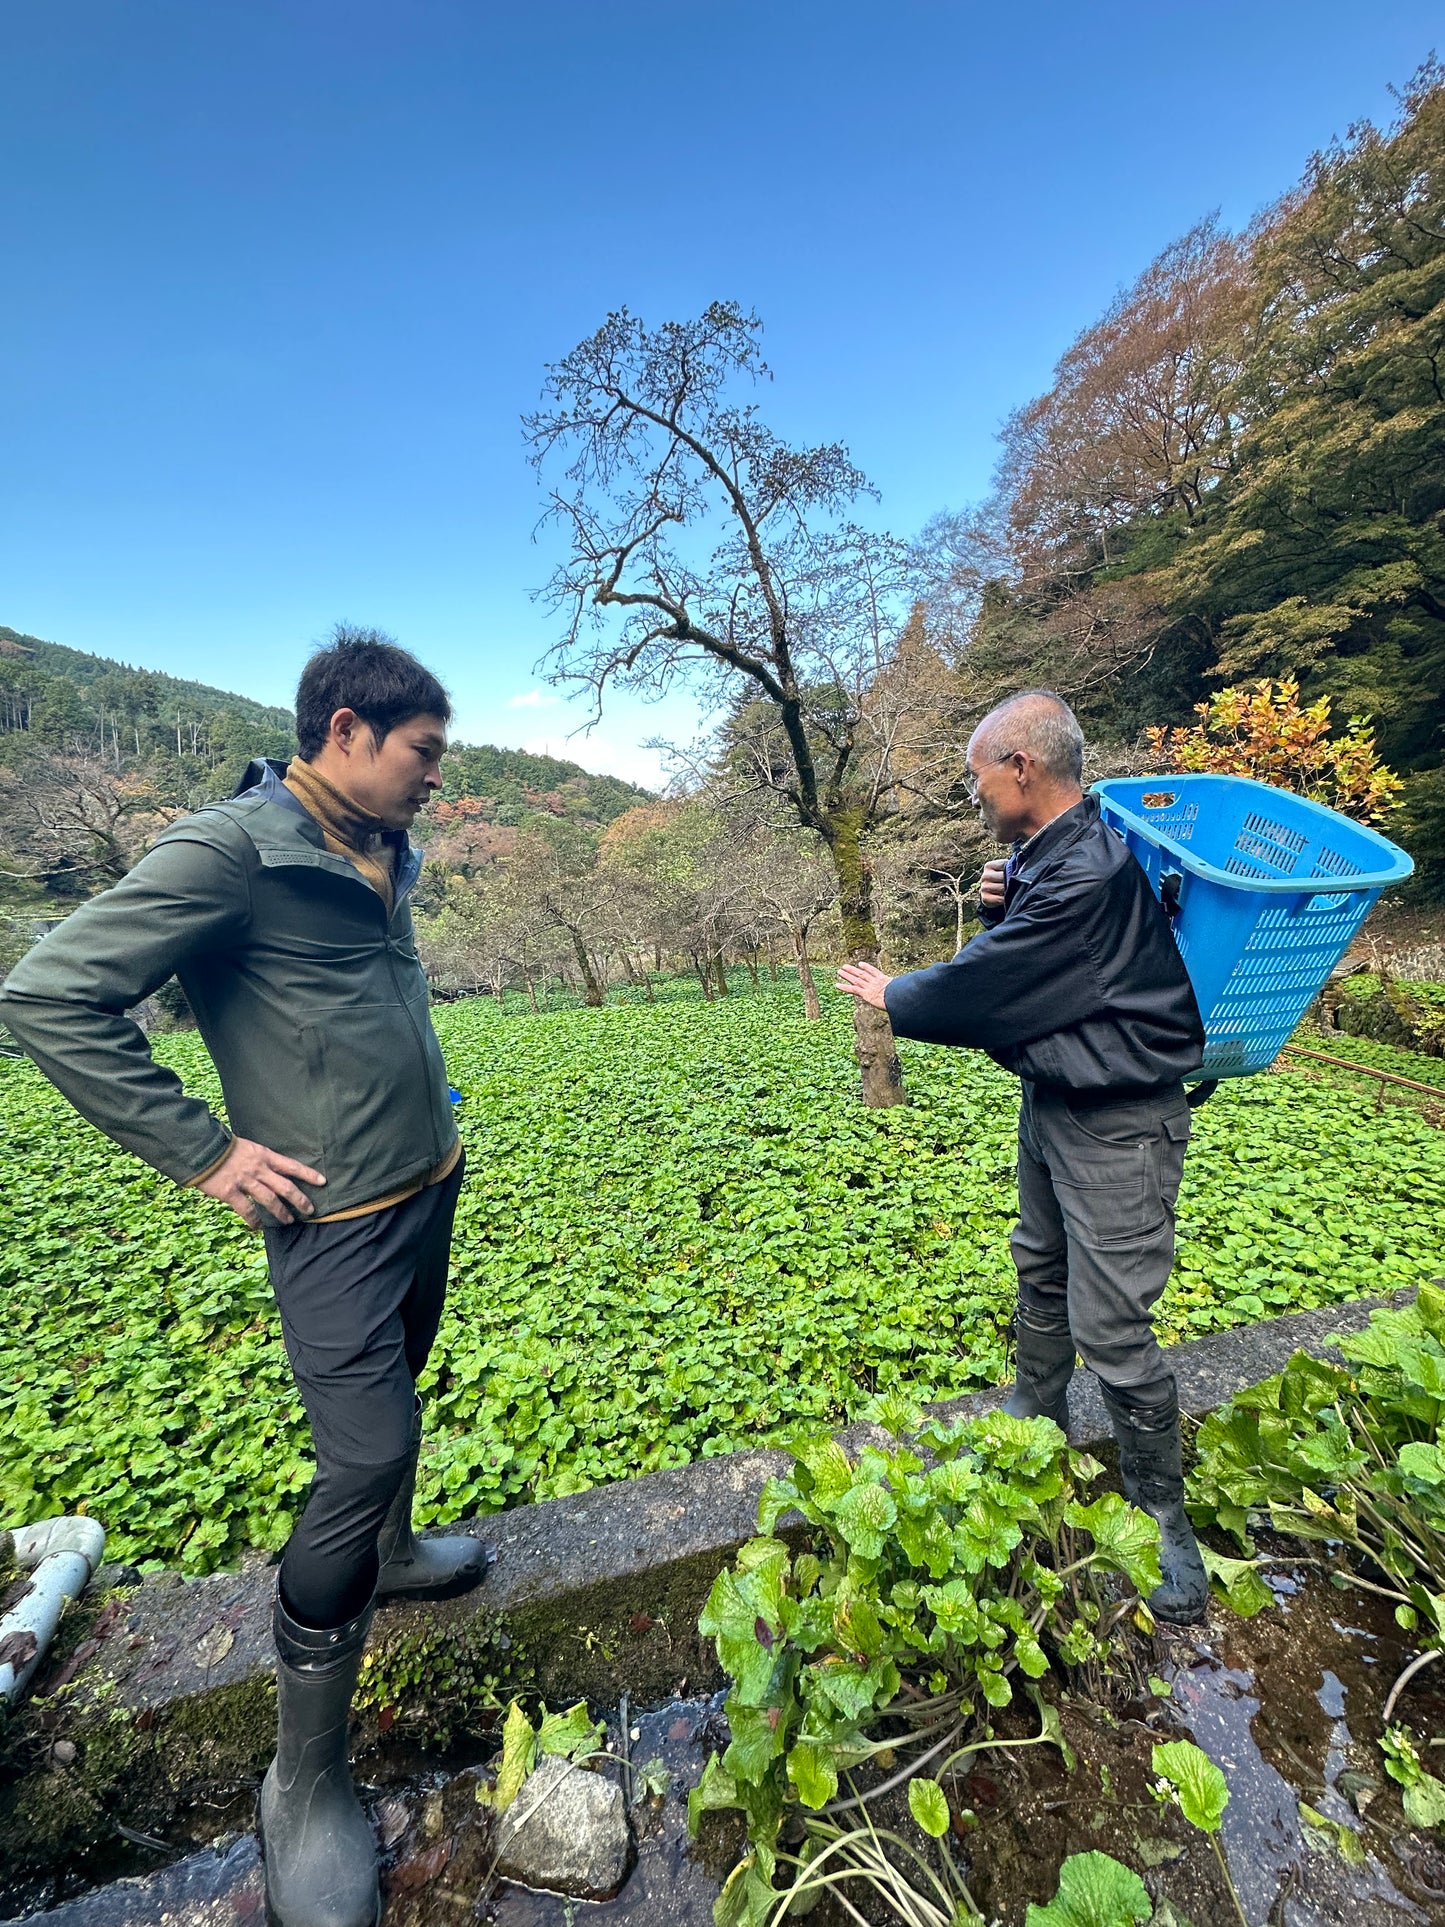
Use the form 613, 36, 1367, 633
971, 690, 1085, 788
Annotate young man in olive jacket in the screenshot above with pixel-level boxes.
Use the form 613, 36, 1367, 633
0, 632, 488, 1927
838, 690, 1210, 1626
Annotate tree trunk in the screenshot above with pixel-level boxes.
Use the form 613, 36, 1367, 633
693, 954, 713, 999
524, 968, 539, 1015
713, 951, 729, 997
825, 807, 905, 1106
792, 929, 822, 1022
640, 969, 656, 1002
567, 928, 605, 1007
955, 891, 966, 955
767, 945, 778, 980
743, 948, 761, 987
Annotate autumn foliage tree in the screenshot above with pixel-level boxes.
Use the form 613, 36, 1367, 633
919, 63, 1445, 887
1145, 679, 1403, 823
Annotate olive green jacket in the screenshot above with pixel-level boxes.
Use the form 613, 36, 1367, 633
0, 761, 457, 1216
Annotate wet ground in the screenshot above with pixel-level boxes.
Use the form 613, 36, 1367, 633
8, 1549, 1445, 1927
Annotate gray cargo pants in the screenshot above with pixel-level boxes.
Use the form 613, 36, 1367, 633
1011, 1081, 1191, 1399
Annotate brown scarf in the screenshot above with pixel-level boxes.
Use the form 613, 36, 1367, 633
283, 758, 397, 918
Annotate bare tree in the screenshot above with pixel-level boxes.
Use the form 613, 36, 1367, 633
526, 302, 953, 1103
502, 820, 616, 1007
0, 745, 175, 890
729, 821, 837, 1020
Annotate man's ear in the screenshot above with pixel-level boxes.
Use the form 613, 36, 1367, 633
327, 708, 362, 754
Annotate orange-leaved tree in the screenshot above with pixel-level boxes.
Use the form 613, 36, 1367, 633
1144, 679, 1403, 824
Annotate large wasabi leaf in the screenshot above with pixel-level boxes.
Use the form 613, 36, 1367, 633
713, 1853, 779, 1927
1200, 1546, 1275, 1618
809, 1653, 899, 1721
791, 1436, 856, 1508
699, 1566, 782, 1704
1025, 1850, 1152, 1926
787, 1740, 839, 1809
756, 1476, 801, 1535
723, 1701, 790, 1782
538, 1699, 604, 1759
831, 1479, 898, 1559
864, 1389, 926, 1440
688, 1751, 741, 1836
1067, 1491, 1163, 1596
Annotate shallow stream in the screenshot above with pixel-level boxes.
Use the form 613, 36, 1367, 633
8, 1552, 1445, 1927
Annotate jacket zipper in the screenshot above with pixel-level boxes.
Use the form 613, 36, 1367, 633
383, 905, 445, 1165
303, 853, 444, 1167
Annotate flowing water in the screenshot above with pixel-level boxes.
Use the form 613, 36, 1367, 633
10, 1560, 1445, 1927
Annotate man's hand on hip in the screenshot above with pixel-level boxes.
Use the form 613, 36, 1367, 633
197, 1139, 326, 1231
980, 858, 1008, 910
836, 962, 894, 1009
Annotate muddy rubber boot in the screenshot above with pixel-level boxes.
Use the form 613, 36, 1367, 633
1102, 1383, 1209, 1626
259, 1596, 378, 1927
1002, 1307, 1076, 1433
375, 1397, 493, 1603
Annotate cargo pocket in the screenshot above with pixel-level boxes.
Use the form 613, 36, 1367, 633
1156, 1105, 1191, 1211
1052, 1102, 1167, 1247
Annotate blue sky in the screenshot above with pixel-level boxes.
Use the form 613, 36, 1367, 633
2, 2, 1439, 786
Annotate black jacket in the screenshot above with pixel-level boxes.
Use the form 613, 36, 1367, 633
884, 795, 1205, 1097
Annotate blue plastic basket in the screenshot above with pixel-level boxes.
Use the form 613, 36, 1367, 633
1093, 774, 1414, 1079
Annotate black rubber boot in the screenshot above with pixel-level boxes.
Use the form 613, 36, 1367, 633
1102, 1382, 1209, 1625
259, 1595, 378, 1927
375, 1397, 493, 1603
1002, 1307, 1076, 1433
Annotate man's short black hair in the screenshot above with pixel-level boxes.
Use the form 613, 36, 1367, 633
295, 625, 452, 760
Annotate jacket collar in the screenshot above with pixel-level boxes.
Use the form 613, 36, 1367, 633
1006, 794, 1098, 895
229, 759, 423, 909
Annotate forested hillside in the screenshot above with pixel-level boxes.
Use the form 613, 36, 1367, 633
439, 742, 650, 825
0, 629, 652, 906
920, 61, 1445, 887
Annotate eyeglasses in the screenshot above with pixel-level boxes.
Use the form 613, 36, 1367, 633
965, 752, 1014, 804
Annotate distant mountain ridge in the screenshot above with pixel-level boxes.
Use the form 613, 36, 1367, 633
0, 626, 654, 828
0, 627, 294, 730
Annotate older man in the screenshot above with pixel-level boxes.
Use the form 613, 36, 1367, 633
838, 690, 1209, 1623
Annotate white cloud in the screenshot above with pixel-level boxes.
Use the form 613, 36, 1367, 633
507, 688, 560, 709
523, 733, 667, 792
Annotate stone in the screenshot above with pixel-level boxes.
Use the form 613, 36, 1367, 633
495, 1754, 632, 1900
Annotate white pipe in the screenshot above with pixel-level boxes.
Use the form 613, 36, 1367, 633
1, 1515, 107, 1705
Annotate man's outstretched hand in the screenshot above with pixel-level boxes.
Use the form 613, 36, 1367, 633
836, 962, 894, 1010
197, 1138, 326, 1231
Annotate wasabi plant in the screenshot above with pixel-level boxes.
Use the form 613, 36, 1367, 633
691, 1395, 1165, 1926
1151, 1740, 1244, 1927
